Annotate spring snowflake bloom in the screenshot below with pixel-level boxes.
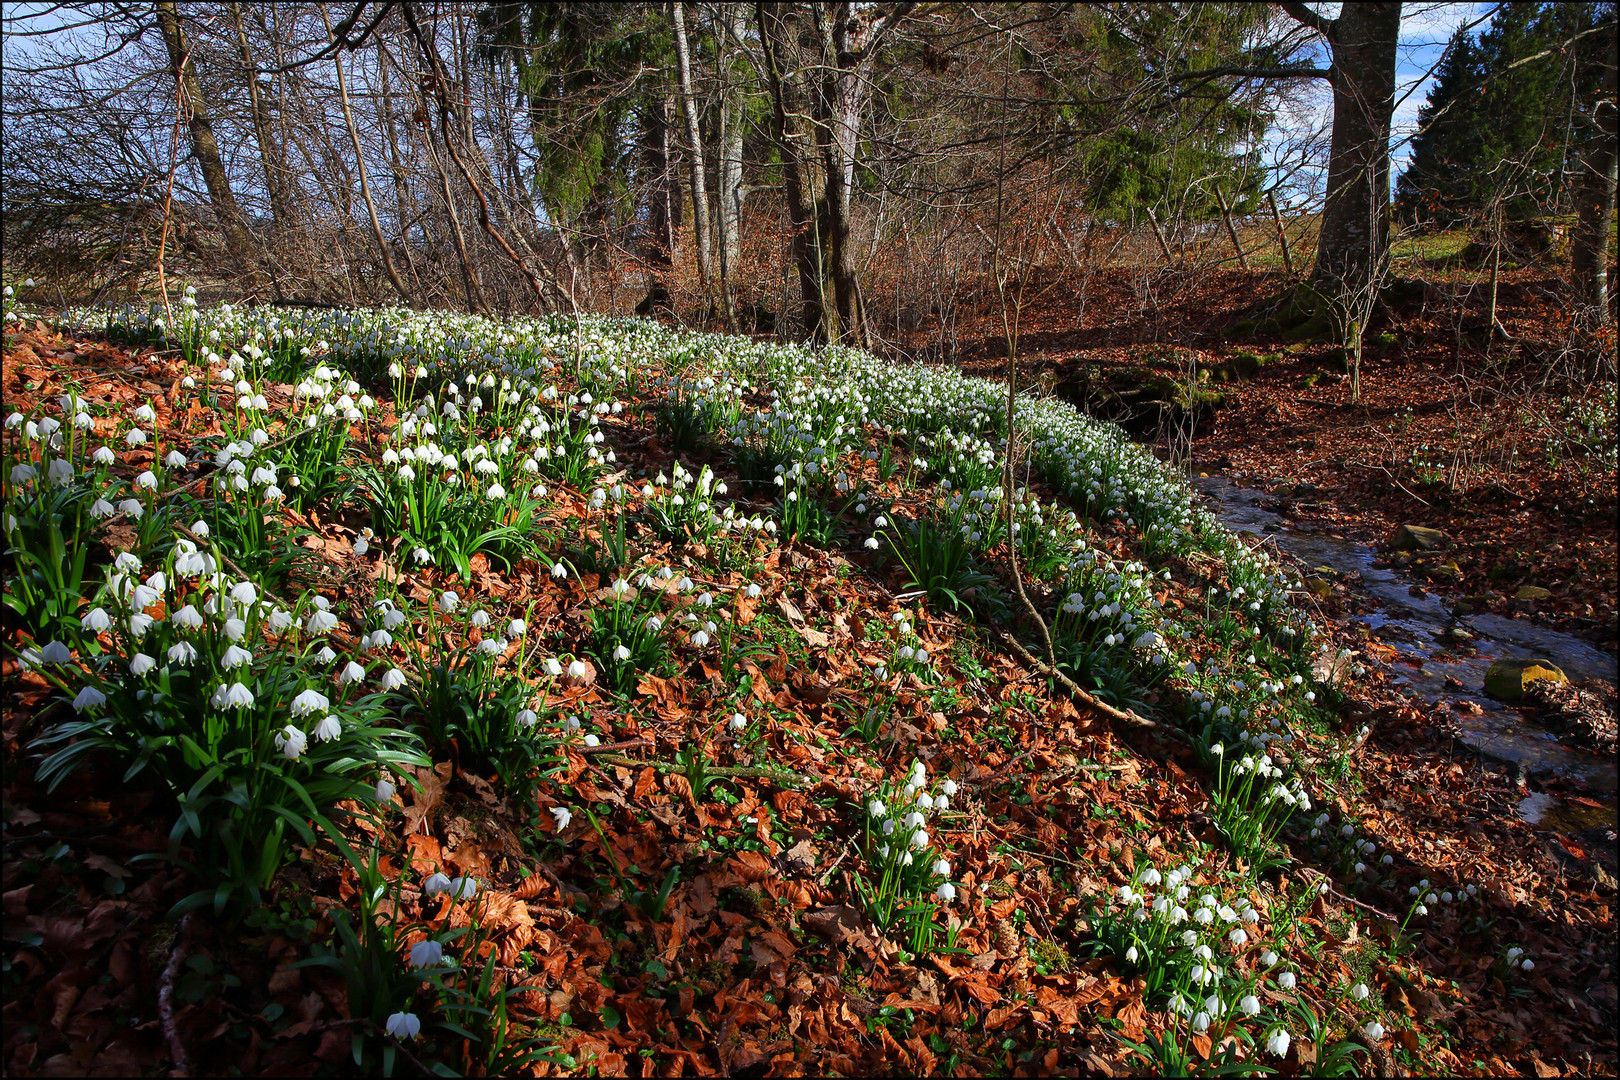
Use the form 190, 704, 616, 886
1351, 983, 1370, 1002
384, 1012, 421, 1041
422, 872, 453, 895
567, 660, 589, 679
223, 683, 255, 709
691, 630, 710, 647
167, 641, 198, 665
220, 645, 252, 670
550, 806, 573, 831
551, 561, 568, 579
1278, 971, 1297, 990
1266, 1029, 1291, 1056
1230, 927, 1248, 946
1362, 1021, 1385, 1041
729, 713, 748, 733
1240, 994, 1262, 1017
1260, 949, 1278, 967
508, 619, 526, 637
543, 658, 563, 677
516, 709, 538, 728
81, 607, 112, 632
312, 715, 342, 742
439, 591, 458, 612
745, 583, 762, 598
613, 644, 632, 661
409, 941, 444, 969
40, 641, 72, 664
338, 661, 366, 685
274, 725, 308, 759
93, 446, 116, 465
446, 877, 478, 900
306, 609, 339, 634
72, 686, 107, 712
375, 778, 397, 801
935, 882, 956, 902
583, 734, 600, 747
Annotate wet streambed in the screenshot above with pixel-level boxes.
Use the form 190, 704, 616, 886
1192, 476, 1618, 831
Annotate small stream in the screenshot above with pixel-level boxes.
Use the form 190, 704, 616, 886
1192, 476, 1618, 833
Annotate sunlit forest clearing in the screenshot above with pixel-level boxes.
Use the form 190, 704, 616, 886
2, 2, 1615, 1077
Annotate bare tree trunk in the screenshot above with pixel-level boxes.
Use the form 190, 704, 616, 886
1267, 191, 1295, 277
229, 3, 296, 229
1215, 185, 1248, 270
155, 1, 255, 269
715, 1, 749, 331
321, 4, 411, 303
757, 1, 823, 341
1572, 21, 1617, 330
670, 0, 716, 319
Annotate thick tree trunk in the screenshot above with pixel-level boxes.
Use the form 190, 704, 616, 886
1572, 23, 1617, 330
1309, 2, 1402, 300
757, 1, 824, 341
670, 0, 717, 319
155, 1, 254, 267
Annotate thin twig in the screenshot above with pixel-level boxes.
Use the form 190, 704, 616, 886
996, 630, 1159, 730
591, 752, 810, 786
158, 914, 195, 1077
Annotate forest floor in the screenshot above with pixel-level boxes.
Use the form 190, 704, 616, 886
3, 262, 1617, 1080
952, 262, 1618, 646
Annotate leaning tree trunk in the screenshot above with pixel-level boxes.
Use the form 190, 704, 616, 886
1572, 21, 1618, 331
155, 0, 255, 270
1310, 2, 1401, 302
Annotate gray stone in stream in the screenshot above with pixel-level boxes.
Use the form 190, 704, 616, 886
1388, 524, 1447, 551
1483, 658, 1568, 701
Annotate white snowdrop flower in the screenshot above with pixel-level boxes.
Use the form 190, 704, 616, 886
422, 872, 453, 895
93, 446, 117, 465
551, 561, 568, 579
1260, 949, 1278, 967
167, 641, 198, 666
40, 641, 73, 664
274, 724, 308, 759
1192, 1012, 1211, 1034
127, 651, 155, 676
543, 658, 563, 677
439, 591, 458, 612
1351, 983, 1370, 1002
337, 662, 366, 685
230, 581, 257, 605
223, 682, 255, 708
1362, 1021, 1385, 1041
690, 630, 710, 647
313, 715, 343, 742
729, 713, 747, 733
1241, 994, 1262, 1017
72, 686, 107, 712
221, 617, 246, 641
567, 660, 589, 678
1266, 1029, 1291, 1056
508, 619, 526, 637
745, 584, 762, 598
117, 498, 144, 519
942, 779, 958, 796
306, 609, 338, 633
89, 498, 116, 518
868, 799, 887, 818
81, 607, 112, 632
381, 668, 407, 691
221, 644, 252, 670
935, 882, 956, 902
409, 940, 444, 969
375, 777, 397, 802
1278, 971, 1297, 990
384, 1012, 421, 1041
291, 690, 330, 717
550, 806, 573, 831
1230, 927, 1248, 946
583, 734, 600, 747
125, 428, 146, 446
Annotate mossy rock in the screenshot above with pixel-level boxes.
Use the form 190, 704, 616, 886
1211, 352, 1265, 383
1484, 658, 1567, 702
1426, 561, 1464, 583
1514, 585, 1553, 600
1303, 577, 1334, 599
1388, 524, 1446, 551
1230, 318, 1257, 337
1299, 372, 1323, 389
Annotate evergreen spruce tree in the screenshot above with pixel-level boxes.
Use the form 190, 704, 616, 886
1396, 27, 1485, 226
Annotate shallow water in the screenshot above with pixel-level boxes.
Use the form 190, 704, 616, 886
1191, 477, 1618, 826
